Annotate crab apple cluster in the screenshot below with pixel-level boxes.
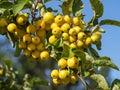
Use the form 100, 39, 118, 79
51, 56, 80, 85
48, 14, 102, 49
0, 18, 8, 34
4, 13, 51, 61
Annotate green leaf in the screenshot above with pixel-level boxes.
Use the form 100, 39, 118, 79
96, 40, 102, 50
94, 60, 119, 70
89, 47, 99, 58
72, 0, 84, 16
14, 42, 22, 57
90, 74, 109, 90
60, 0, 74, 15
97, 56, 111, 61
71, 48, 86, 60
6, 31, 16, 48
89, 0, 104, 18
100, 19, 120, 27
13, 0, 29, 16
54, 38, 63, 48
4, 59, 13, 68
61, 44, 70, 58
0, 2, 13, 9
92, 25, 105, 33
44, 0, 51, 3
111, 79, 120, 90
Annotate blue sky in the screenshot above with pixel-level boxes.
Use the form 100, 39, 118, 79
46, 0, 120, 82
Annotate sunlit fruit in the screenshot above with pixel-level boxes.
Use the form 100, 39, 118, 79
54, 14, 64, 26
51, 69, 59, 79
36, 29, 46, 38
0, 18, 8, 27
18, 41, 26, 49
0, 69, 3, 75
16, 15, 27, 25
69, 28, 77, 36
52, 26, 61, 36
73, 26, 82, 33
32, 36, 41, 45
69, 43, 77, 48
40, 51, 50, 61
7, 23, 17, 33
77, 32, 86, 40
43, 12, 54, 24
59, 70, 69, 79
61, 23, 70, 32
73, 17, 80, 26
36, 43, 45, 51
77, 40, 84, 48
85, 37, 92, 46
49, 35, 57, 44
23, 49, 31, 57
67, 56, 79, 69
58, 58, 67, 69
91, 32, 102, 43
35, 20, 46, 30
27, 43, 36, 51
52, 78, 61, 85
32, 50, 40, 59
26, 24, 36, 34
70, 75, 78, 84
69, 35, 76, 43
23, 34, 32, 44
64, 15, 72, 24
62, 32, 69, 40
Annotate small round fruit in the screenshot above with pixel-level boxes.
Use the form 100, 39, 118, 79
69, 35, 76, 43
59, 70, 69, 79
69, 28, 77, 36
36, 43, 45, 51
36, 30, 46, 38
67, 56, 79, 69
64, 15, 72, 24
70, 75, 78, 84
26, 24, 36, 34
16, 15, 27, 25
91, 32, 102, 43
49, 35, 57, 44
50, 23, 58, 29
52, 26, 61, 36
51, 69, 59, 79
14, 29, 26, 39
85, 37, 92, 46
23, 13, 29, 19
43, 12, 54, 24
73, 26, 82, 33
32, 36, 41, 45
35, 20, 46, 30
40, 51, 50, 61
52, 78, 61, 85
27, 43, 36, 51
7, 23, 17, 33
61, 23, 70, 32
58, 58, 67, 69
23, 49, 31, 57
23, 34, 32, 44
62, 32, 69, 41
69, 43, 77, 48
62, 77, 70, 85
32, 50, 40, 59
54, 14, 64, 26
77, 32, 86, 40
73, 17, 80, 26
0, 18, 8, 27
77, 40, 84, 48
18, 41, 26, 49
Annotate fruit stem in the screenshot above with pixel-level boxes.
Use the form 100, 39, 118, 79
78, 76, 91, 90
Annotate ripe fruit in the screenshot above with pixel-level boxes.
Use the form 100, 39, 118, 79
69, 35, 76, 43
70, 75, 78, 84
62, 32, 69, 40
0, 18, 8, 27
23, 49, 31, 57
49, 35, 57, 44
7, 23, 17, 33
43, 12, 54, 24
73, 17, 80, 26
32, 36, 41, 45
50, 23, 58, 29
61, 23, 70, 32
36, 43, 45, 51
26, 24, 36, 34
16, 15, 27, 25
77, 32, 86, 40
73, 26, 82, 33
35, 20, 46, 30
52, 26, 61, 36
14, 29, 26, 39
64, 15, 72, 24
59, 70, 69, 79
40, 51, 50, 61
27, 43, 36, 51
51, 69, 59, 79
69, 28, 77, 36
67, 56, 79, 69
69, 43, 77, 48
58, 58, 67, 68
77, 40, 84, 48
85, 37, 92, 46
36, 30, 46, 38
32, 50, 40, 59
0, 69, 3, 75
23, 34, 32, 44
54, 14, 64, 26
91, 32, 102, 43
52, 78, 61, 85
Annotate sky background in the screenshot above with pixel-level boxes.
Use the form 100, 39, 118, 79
0, 0, 120, 85
46, 0, 120, 83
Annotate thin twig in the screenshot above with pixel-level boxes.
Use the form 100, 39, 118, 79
78, 76, 91, 90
